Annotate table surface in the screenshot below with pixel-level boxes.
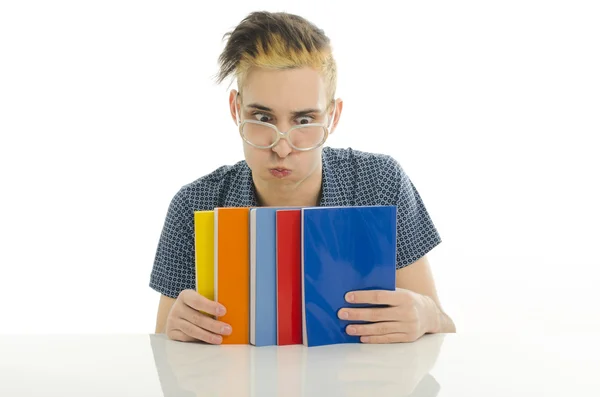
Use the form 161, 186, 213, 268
1, 332, 599, 396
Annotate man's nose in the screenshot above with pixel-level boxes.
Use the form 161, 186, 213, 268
272, 138, 292, 157
271, 128, 293, 157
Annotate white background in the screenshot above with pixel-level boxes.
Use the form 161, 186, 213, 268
0, 0, 598, 335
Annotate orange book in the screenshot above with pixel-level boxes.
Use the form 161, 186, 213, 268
214, 207, 250, 344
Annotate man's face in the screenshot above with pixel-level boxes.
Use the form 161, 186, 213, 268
230, 66, 337, 190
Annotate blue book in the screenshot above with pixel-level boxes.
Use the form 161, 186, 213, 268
249, 207, 279, 347
301, 206, 397, 347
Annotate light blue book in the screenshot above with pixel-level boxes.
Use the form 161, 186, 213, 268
249, 207, 279, 347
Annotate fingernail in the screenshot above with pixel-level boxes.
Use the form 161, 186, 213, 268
361, 336, 370, 343
221, 325, 232, 335
347, 326, 356, 335
346, 293, 354, 302
216, 306, 226, 316
212, 335, 222, 344
339, 310, 349, 320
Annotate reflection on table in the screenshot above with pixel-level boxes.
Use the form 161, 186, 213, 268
150, 333, 445, 397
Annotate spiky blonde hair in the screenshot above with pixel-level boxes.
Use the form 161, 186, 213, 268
216, 11, 337, 104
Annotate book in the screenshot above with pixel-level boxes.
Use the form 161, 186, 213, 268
301, 206, 397, 347
276, 209, 302, 345
193, 211, 214, 303
214, 207, 250, 344
249, 208, 278, 347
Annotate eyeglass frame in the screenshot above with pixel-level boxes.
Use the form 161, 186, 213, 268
234, 92, 337, 152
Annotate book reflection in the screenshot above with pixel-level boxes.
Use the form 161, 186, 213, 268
150, 333, 444, 397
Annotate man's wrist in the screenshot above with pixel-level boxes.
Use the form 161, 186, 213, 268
422, 294, 456, 334
421, 294, 442, 334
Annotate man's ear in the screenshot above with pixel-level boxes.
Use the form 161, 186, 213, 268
228, 89, 239, 125
329, 98, 343, 134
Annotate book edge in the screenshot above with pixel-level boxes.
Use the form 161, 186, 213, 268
250, 208, 257, 346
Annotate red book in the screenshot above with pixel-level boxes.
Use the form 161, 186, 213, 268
276, 209, 302, 345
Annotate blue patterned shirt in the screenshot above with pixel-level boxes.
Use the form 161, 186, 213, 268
149, 146, 442, 298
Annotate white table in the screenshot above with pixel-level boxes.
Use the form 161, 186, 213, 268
1, 332, 599, 396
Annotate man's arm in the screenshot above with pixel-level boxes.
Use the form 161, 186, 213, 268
155, 294, 176, 333
395, 255, 456, 333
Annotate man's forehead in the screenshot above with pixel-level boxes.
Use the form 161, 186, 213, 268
241, 66, 328, 111
242, 95, 326, 114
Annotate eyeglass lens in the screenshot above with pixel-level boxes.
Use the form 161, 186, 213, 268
242, 123, 325, 149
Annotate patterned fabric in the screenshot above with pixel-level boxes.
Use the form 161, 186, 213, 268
149, 146, 442, 298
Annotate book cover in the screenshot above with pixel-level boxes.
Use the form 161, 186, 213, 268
194, 211, 214, 302
214, 207, 250, 344
301, 206, 397, 347
276, 209, 302, 345
249, 208, 278, 347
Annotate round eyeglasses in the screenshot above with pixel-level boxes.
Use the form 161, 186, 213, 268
235, 94, 336, 152
239, 120, 329, 151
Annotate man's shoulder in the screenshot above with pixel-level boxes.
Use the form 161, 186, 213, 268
323, 146, 400, 175
322, 146, 407, 205
175, 160, 249, 209
186, 160, 247, 186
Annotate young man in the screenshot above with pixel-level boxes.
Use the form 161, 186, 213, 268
150, 11, 456, 344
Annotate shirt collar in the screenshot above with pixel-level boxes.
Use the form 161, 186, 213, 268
318, 147, 333, 206
223, 161, 258, 207
319, 146, 353, 207
226, 146, 348, 208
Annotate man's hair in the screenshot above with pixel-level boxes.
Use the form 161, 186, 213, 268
216, 11, 337, 102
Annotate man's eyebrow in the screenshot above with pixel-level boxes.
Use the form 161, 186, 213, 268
245, 103, 323, 116
246, 103, 273, 112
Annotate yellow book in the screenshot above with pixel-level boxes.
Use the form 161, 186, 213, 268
194, 210, 214, 300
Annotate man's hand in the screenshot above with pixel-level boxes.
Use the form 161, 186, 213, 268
165, 289, 232, 344
337, 288, 439, 343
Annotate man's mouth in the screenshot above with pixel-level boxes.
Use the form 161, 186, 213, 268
269, 167, 291, 177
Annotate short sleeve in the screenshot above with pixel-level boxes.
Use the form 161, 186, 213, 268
149, 187, 196, 298
380, 156, 442, 269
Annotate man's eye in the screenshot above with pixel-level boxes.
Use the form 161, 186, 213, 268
297, 116, 313, 125
253, 112, 272, 123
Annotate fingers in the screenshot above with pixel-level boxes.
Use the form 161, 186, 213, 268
359, 333, 421, 344
180, 304, 232, 337
345, 321, 416, 337
338, 305, 418, 323
171, 318, 225, 344
342, 319, 423, 344
167, 289, 232, 344
167, 329, 200, 343
345, 288, 412, 306
338, 306, 398, 322
168, 306, 232, 345
180, 289, 226, 317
